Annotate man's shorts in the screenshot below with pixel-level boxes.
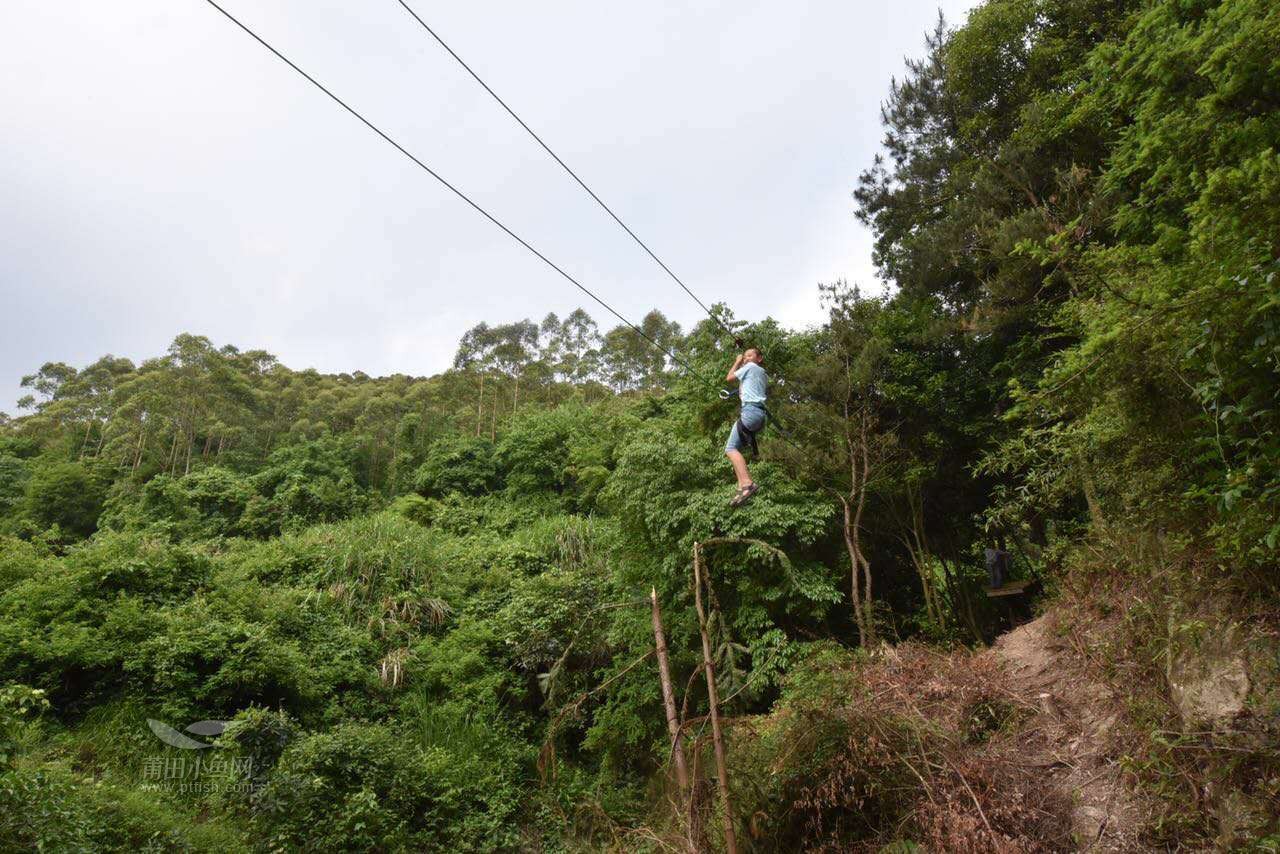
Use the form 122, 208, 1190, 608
725, 404, 767, 453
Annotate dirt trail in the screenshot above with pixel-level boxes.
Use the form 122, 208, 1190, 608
991, 615, 1145, 852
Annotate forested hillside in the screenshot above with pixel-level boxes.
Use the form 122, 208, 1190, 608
2, 0, 1277, 850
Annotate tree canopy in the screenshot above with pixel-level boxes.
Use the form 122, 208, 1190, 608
1, 0, 1277, 848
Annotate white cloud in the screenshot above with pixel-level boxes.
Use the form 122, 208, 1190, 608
0, 0, 978, 409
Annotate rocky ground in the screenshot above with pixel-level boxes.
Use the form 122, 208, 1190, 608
993, 615, 1146, 851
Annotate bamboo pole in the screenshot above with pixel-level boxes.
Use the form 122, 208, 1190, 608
650, 586, 690, 793
692, 542, 738, 854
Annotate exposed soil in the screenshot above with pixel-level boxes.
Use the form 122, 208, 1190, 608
991, 615, 1146, 852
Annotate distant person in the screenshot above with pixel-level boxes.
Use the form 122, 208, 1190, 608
985, 537, 1012, 588
724, 347, 767, 506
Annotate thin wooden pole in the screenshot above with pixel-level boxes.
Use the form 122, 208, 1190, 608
692, 542, 738, 854
650, 586, 690, 793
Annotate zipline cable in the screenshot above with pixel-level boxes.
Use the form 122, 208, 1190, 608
200, 1, 805, 465
394, 0, 742, 347
198, 0, 716, 386
393, 2, 809, 443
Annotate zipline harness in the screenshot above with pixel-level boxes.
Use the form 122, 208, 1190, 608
719, 387, 794, 450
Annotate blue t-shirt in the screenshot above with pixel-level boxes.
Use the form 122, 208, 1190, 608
733, 361, 768, 405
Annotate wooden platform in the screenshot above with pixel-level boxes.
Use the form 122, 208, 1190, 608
984, 579, 1034, 598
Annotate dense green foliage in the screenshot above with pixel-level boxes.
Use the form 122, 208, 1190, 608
1, 0, 1276, 848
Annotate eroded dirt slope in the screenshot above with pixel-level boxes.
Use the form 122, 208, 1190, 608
992, 615, 1146, 851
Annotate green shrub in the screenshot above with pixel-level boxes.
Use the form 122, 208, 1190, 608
726, 645, 925, 851
0, 454, 29, 516
0, 684, 49, 765
413, 435, 498, 497
494, 404, 618, 510
0, 763, 247, 851
296, 512, 444, 610
0, 766, 109, 850
390, 492, 435, 526
0, 534, 50, 590
243, 438, 369, 535
0, 436, 39, 459
131, 467, 256, 539
0, 534, 208, 705
123, 598, 321, 722
492, 560, 611, 707
24, 461, 106, 538
63, 531, 212, 604
56, 700, 162, 780
215, 705, 300, 811
254, 722, 524, 851
411, 621, 524, 714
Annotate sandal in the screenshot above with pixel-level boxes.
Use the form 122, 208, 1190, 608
729, 483, 759, 507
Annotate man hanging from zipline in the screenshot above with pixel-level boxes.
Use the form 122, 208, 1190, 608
724, 347, 768, 507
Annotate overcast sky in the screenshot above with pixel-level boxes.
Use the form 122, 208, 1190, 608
1, 0, 976, 413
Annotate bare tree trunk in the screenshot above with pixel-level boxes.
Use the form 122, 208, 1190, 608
858, 552, 874, 644
650, 587, 690, 795
79, 419, 94, 459
841, 497, 868, 647
1079, 456, 1107, 531
904, 535, 940, 628
476, 372, 484, 436
692, 543, 738, 854
840, 390, 869, 648
167, 429, 181, 476
132, 424, 147, 473
855, 412, 875, 643
903, 488, 942, 629
908, 492, 931, 622
939, 554, 983, 644
839, 404, 877, 647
